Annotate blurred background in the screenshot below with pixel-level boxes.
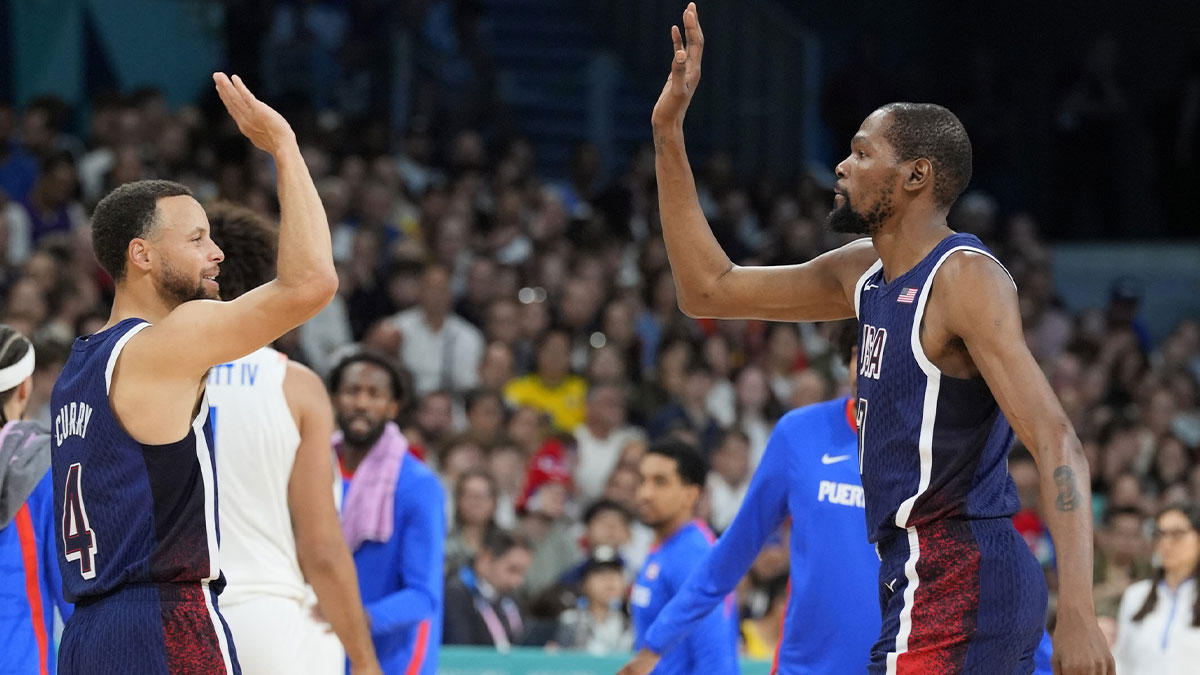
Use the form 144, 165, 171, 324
1, 0, 1198, 669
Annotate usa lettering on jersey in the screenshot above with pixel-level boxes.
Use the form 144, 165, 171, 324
54, 401, 94, 446
859, 324, 887, 380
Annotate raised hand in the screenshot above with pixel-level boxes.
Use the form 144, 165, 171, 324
213, 73, 296, 156
651, 2, 705, 132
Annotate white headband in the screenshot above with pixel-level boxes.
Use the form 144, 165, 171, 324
0, 347, 35, 392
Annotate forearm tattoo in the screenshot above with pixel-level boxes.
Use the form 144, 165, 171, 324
1052, 465, 1084, 512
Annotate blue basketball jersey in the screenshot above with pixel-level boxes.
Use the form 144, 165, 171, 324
50, 318, 225, 601
853, 232, 1019, 543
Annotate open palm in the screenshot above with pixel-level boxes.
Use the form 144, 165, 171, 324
651, 2, 706, 132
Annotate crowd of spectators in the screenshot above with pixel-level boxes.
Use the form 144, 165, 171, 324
1, 31, 1198, 664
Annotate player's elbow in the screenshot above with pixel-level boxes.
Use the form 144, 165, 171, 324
298, 539, 351, 581
292, 269, 339, 313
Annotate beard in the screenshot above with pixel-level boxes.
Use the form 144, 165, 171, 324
338, 413, 388, 449
825, 185, 895, 235
159, 258, 218, 305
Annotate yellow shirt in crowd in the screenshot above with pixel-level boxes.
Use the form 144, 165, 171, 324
504, 374, 588, 431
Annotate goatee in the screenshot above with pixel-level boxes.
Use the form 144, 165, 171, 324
825, 187, 895, 236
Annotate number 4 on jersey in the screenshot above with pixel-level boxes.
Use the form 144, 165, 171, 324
62, 462, 98, 579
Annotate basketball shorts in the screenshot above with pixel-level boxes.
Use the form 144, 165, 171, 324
220, 595, 346, 675
59, 582, 240, 675
869, 517, 1047, 674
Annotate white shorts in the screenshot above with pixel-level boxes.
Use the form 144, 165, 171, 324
221, 596, 345, 675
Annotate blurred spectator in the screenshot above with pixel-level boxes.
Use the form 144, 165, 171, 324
505, 326, 588, 432
707, 430, 752, 533
443, 528, 532, 648
463, 388, 506, 445
551, 546, 634, 655
740, 575, 787, 660
1094, 507, 1154, 617
558, 499, 634, 588
647, 362, 721, 456
6, 152, 85, 258
573, 381, 643, 502
445, 469, 499, 574
478, 341, 516, 392
487, 439, 525, 529
1114, 504, 1200, 671
0, 102, 39, 202
390, 263, 484, 397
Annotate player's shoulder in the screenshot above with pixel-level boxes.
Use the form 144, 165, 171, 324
776, 397, 848, 434
401, 452, 445, 496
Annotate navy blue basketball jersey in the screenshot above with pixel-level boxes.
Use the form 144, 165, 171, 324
853, 233, 1019, 543
50, 318, 225, 601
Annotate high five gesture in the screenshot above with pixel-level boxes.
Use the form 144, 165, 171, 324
652, 2, 705, 133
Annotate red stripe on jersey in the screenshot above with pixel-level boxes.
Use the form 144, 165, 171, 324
16, 504, 50, 675
404, 619, 431, 675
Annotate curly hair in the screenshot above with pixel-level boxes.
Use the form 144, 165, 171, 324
879, 103, 973, 210
204, 202, 278, 301
91, 179, 193, 282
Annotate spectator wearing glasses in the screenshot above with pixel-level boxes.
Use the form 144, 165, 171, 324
1114, 504, 1200, 671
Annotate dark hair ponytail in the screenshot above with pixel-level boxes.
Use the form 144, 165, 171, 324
1133, 503, 1200, 626
0, 326, 34, 426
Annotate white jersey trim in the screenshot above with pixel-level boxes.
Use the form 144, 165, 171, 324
104, 321, 150, 394
886, 526, 922, 674
887, 243, 1012, 669
201, 581, 236, 674
853, 259, 884, 319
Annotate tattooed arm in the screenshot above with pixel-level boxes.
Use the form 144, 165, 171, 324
940, 254, 1112, 675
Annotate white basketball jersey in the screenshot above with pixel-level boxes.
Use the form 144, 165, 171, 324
208, 347, 306, 605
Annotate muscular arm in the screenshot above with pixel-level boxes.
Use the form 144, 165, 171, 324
284, 362, 378, 671
113, 76, 337, 443
650, 4, 874, 321
938, 253, 1112, 675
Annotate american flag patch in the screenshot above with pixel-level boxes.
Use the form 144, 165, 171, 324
897, 287, 918, 304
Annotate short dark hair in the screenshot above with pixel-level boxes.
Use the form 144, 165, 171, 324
646, 438, 707, 487
583, 498, 632, 526
879, 103, 972, 210
327, 348, 410, 407
205, 202, 278, 301
1103, 505, 1144, 528
480, 528, 530, 560
92, 179, 193, 281
833, 319, 859, 365
464, 388, 505, 414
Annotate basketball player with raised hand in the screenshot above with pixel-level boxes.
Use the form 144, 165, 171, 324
647, 4, 1111, 674
51, 74, 337, 674
204, 203, 380, 675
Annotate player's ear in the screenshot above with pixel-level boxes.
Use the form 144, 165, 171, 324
904, 158, 933, 194
128, 238, 153, 274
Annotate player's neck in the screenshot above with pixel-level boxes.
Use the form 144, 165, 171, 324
340, 443, 371, 473
871, 212, 953, 284
653, 511, 692, 544
104, 282, 178, 331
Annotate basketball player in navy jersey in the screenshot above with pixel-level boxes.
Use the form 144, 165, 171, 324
648, 5, 1111, 674
50, 74, 337, 674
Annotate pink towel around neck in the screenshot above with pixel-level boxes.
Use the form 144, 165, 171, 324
336, 421, 408, 552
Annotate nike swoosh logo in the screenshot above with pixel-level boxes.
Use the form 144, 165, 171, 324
821, 453, 851, 465
864, 283, 878, 291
